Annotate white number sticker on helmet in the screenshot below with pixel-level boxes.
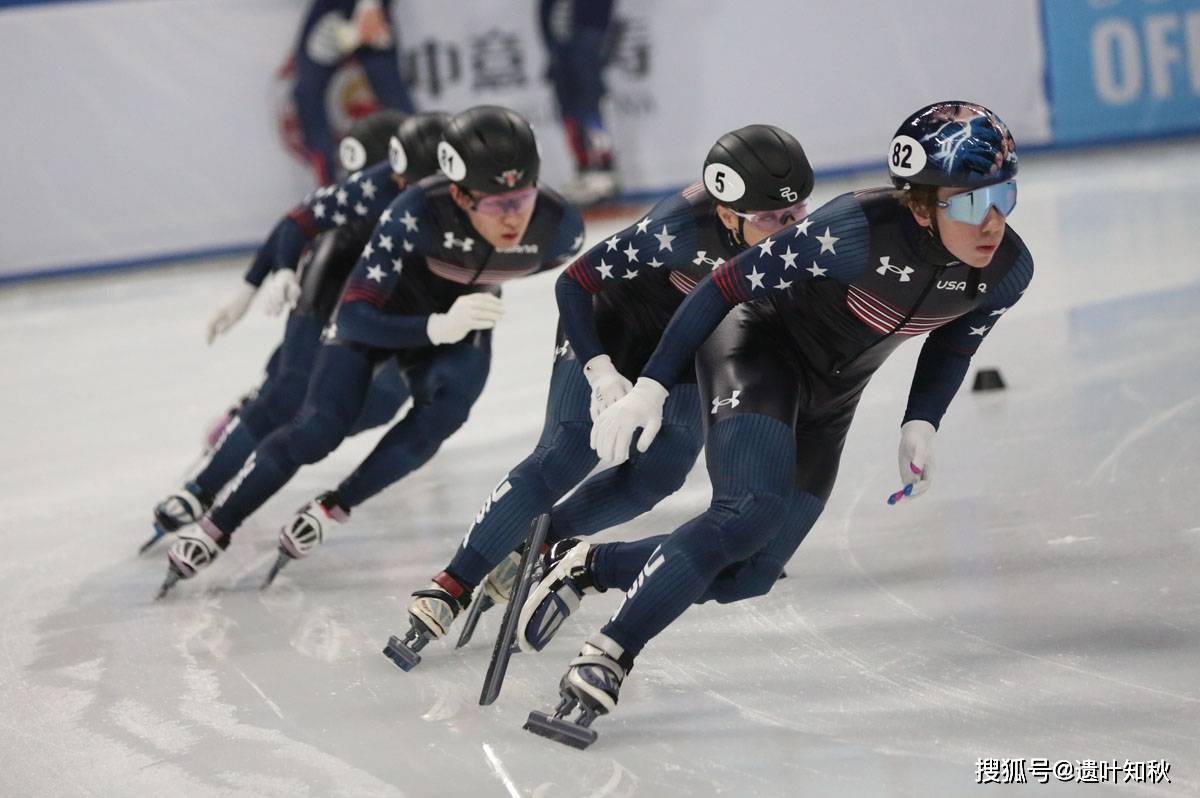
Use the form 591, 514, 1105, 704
388, 135, 408, 175
339, 137, 367, 172
888, 135, 926, 177
437, 141, 467, 181
703, 163, 745, 203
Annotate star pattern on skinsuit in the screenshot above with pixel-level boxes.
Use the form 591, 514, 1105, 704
321, 322, 337, 341
333, 212, 347, 226
313, 203, 326, 219
380, 208, 393, 224
605, 235, 620, 252
391, 257, 404, 274
362, 242, 375, 259
648, 257, 664, 268
989, 306, 1009, 317
623, 242, 639, 262
402, 239, 414, 252
622, 268, 638, 280
400, 210, 419, 233
757, 236, 776, 256
816, 228, 839, 255
349, 171, 362, 183
597, 260, 614, 279
379, 235, 394, 252
354, 202, 369, 216
366, 264, 385, 282
360, 179, 377, 200
336, 189, 349, 206
807, 261, 827, 278
746, 266, 765, 290
654, 225, 676, 252
779, 246, 798, 269
969, 325, 990, 336
774, 278, 793, 290
793, 217, 813, 237
635, 217, 652, 234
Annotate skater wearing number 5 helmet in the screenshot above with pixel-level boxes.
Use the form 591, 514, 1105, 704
522, 101, 1033, 748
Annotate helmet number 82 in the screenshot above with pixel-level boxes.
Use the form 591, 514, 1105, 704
891, 142, 913, 169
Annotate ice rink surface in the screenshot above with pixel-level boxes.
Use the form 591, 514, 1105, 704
2, 140, 1198, 797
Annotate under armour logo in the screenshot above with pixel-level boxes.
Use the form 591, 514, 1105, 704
693, 251, 726, 271
779, 186, 799, 202
493, 169, 524, 188
443, 231, 475, 252
553, 340, 571, 361
876, 256, 914, 282
710, 390, 741, 413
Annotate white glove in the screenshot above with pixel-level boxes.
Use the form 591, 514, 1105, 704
306, 13, 356, 64
262, 269, 302, 317
590, 377, 668, 465
890, 419, 936, 504
426, 293, 505, 345
205, 282, 257, 344
583, 354, 633, 422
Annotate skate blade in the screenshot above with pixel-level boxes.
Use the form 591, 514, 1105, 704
523, 710, 597, 749
138, 523, 168, 556
454, 594, 495, 649
154, 569, 182, 601
382, 635, 422, 671
260, 551, 291, 589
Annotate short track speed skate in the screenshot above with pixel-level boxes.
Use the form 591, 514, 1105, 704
524, 632, 630, 750
382, 571, 470, 671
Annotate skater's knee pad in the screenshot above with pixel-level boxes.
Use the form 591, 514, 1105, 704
706, 488, 790, 565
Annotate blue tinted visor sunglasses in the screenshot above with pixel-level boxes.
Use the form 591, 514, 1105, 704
938, 180, 1018, 225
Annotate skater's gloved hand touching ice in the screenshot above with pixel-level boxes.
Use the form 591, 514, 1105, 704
590, 378, 668, 465
583, 355, 633, 422
262, 269, 301, 316
206, 281, 257, 344
889, 420, 935, 505
426, 293, 505, 345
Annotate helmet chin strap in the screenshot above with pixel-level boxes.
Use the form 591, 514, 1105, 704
734, 216, 747, 247
919, 214, 960, 267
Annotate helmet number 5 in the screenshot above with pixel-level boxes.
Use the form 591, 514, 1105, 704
714, 171, 725, 193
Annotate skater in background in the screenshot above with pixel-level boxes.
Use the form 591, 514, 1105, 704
147, 111, 449, 553
539, 0, 619, 205
159, 106, 585, 595
387, 124, 815, 662
294, 0, 415, 183
522, 101, 1034, 746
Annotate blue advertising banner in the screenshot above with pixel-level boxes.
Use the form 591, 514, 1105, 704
1042, 0, 1200, 143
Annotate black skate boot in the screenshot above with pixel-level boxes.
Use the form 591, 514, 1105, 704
524, 632, 632, 749
518, 539, 604, 653
383, 571, 471, 671
142, 482, 211, 554
262, 491, 350, 587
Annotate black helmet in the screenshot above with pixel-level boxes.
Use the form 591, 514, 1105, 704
888, 100, 1018, 189
339, 109, 408, 173
437, 105, 540, 194
390, 111, 451, 182
703, 124, 813, 212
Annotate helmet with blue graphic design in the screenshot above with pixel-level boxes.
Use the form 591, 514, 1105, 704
888, 101, 1017, 190
389, 111, 451, 182
339, 110, 408, 174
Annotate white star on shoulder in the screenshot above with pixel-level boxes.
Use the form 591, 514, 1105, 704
349, 171, 362, 183
360, 179, 377, 199
402, 239, 414, 252
757, 236, 775, 256
362, 242, 375, 259
969, 325, 990, 336
623, 242, 639, 262
647, 257, 664, 268
793, 217, 813, 237
354, 202, 368, 216
333, 212, 347, 226
379, 235, 394, 252
572, 233, 585, 252
391, 258, 404, 274
400, 210, 419, 233
622, 268, 638, 280
380, 208, 392, 224
654, 225, 676, 252
366, 264, 385, 283
989, 306, 1009, 317
779, 246, 798, 269
774, 278, 793, 290
312, 203, 326, 219
746, 266, 765, 290
605, 235, 620, 252
816, 228, 839, 255
807, 261, 827, 278
635, 217, 652, 235
336, 189, 348, 206
597, 260, 614, 279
